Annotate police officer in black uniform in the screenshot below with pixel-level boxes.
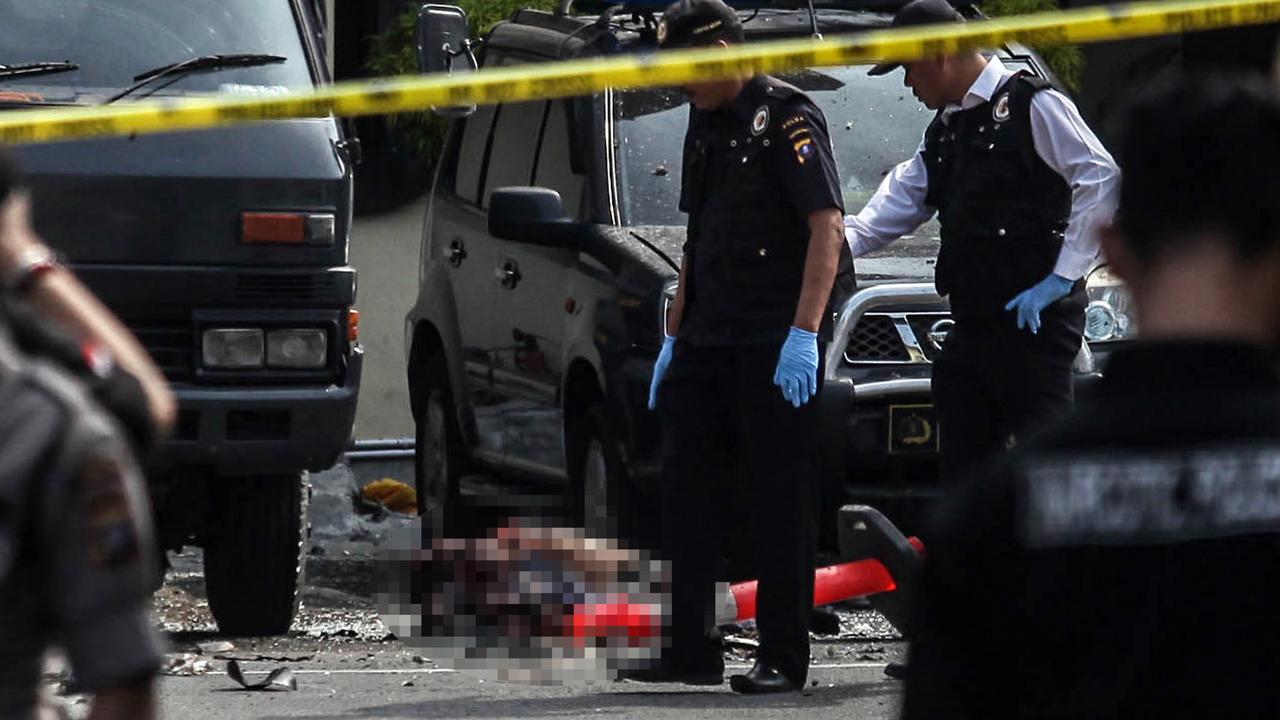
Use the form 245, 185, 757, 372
903, 73, 1280, 719
844, 0, 1120, 483
641, 0, 854, 694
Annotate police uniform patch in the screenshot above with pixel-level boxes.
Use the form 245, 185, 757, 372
793, 137, 816, 164
781, 114, 806, 130
751, 106, 769, 136
81, 454, 138, 568
993, 93, 1012, 122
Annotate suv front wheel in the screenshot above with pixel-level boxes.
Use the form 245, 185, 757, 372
415, 353, 463, 516
570, 402, 653, 547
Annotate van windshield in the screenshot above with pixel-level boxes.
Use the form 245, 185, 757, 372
0, 0, 313, 100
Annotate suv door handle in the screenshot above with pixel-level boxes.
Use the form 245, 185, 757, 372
495, 260, 521, 290
447, 240, 467, 268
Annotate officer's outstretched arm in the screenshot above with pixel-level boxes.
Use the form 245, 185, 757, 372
844, 139, 935, 258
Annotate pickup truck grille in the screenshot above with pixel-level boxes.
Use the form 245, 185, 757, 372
131, 323, 195, 382
843, 312, 952, 365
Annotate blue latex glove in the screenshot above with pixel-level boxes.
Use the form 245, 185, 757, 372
1004, 273, 1074, 334
773, 327, 819, 408
647, 335, 675, 410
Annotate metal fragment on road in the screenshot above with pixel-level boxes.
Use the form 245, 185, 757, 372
225, 660, 298, 692
197, 641, 235, 655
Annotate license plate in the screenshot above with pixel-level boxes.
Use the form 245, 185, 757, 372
888, 404, 939, 455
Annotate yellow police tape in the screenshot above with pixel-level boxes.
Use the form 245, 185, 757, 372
0, 0, 1278, 146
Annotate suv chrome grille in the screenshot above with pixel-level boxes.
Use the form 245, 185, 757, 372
907, 313, 952, 362
844, 314, 909, 363
843, 312, 952, 365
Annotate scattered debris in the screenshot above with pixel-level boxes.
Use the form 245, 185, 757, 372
226, 660, 298, 692
359, 479, 418, 516
163, 654, 213, 677
653, 165, 669, 177
197, 641, 235, 655
401, 680, 415, 687
218, 654, 314, 664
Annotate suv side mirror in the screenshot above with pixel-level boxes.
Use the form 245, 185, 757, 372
416, 4, 477, 118
489, 188, 581, 248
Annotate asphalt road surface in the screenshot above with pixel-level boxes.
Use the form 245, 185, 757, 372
159, 656, 904, 720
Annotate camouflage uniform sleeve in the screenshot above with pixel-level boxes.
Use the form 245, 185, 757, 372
42, 426, 164, 692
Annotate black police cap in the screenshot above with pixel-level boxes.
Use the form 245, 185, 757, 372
868, 0, 965, 76
657, 0, 745, 49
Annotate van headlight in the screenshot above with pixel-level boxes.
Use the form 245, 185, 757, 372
1083, 265, 1134, 342
202, 328, 265, 369
267, 329, 328, 368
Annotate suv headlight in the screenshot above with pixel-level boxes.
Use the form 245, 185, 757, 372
1083, 265, 1135, 342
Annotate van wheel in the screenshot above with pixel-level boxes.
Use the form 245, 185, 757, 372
415, 353, 463, 516
570, 402, 650, 545
204, 472, 308, 636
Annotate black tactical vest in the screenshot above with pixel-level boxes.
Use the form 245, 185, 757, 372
924, 73, 1071, 318
679, 76, 856, 346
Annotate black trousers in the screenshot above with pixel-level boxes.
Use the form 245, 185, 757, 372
656, 339, 822, 685
932, 298, 1085, 484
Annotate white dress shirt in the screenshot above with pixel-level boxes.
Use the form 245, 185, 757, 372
843, 57, 1120, 281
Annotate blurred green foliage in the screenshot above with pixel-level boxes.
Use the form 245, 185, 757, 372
982, 0, 1085, 90
364, 1, 558, 167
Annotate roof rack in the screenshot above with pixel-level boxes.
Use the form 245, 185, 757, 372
557, 0, 969, 16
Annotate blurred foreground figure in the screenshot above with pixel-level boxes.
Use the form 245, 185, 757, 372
0, 158, 175, 456
0, 156, 164, 719
903, 73, 1280, 719
376, 506, 666, 686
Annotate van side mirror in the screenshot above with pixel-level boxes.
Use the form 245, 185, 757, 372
416, 4, 477, 118
488, 188, 581, 249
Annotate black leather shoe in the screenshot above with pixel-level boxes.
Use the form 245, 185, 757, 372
728, 662, 801, 694
883, 661, 910, 680
622, 663, 724, 686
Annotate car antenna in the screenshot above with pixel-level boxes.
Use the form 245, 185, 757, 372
806, 0, 822, 39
